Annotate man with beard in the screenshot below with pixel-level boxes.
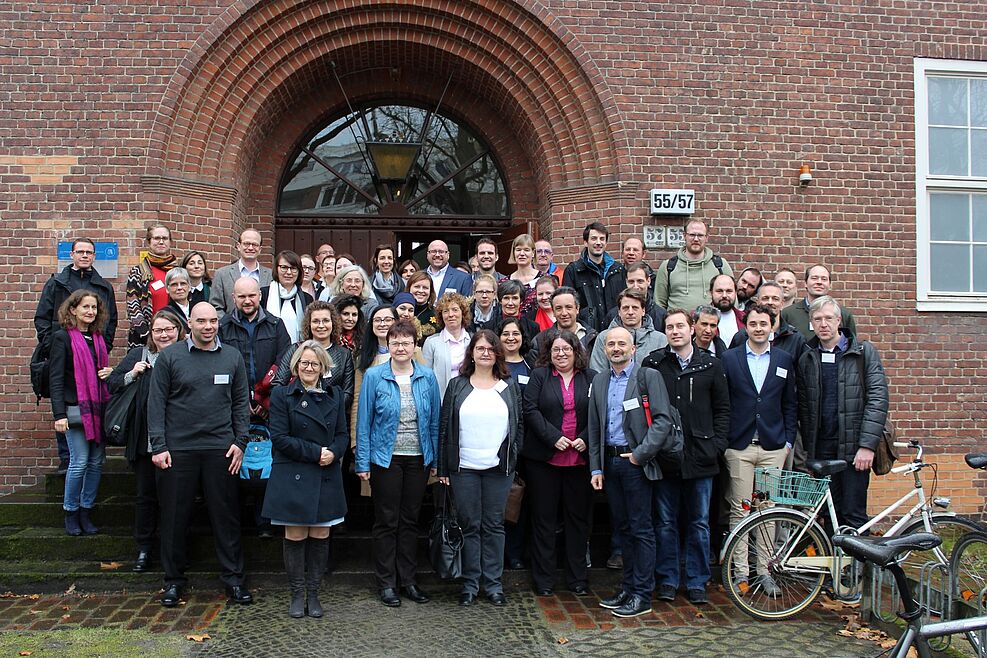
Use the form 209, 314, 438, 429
590, 289, 667, 374
473, 237, 507, 282
692, 305, 726, 357
654, 219, 732, 311
735, 267, 763, 312
728, 280, 806, 361
709, 274, 744, 348
781, 264, 857, 339
528, 286, 598, 362
602, 262, 665, 331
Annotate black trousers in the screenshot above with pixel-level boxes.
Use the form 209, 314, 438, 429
370, 455, 429, 590
132, 454, 159, 552
525, 458, 591, 591
830, 465, 871, 531
156, 449, 244, 588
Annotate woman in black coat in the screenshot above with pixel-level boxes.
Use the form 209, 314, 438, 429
521, 328, 596, 596
262, 341, 348, 619
107, 309, 186, 572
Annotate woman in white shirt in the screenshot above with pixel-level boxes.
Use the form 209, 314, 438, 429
421, 293, 472, 400
261, 250, 313, 344
437, 330, 524, 607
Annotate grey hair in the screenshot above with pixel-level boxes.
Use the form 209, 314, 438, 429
809, 295, 841, 319
693, 304, 718, 321
164, 267, 190, 286
289, 340, 335, 376
329, 264, 373, 302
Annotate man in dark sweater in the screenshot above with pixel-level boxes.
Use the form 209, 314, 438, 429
148, 302, 253, 608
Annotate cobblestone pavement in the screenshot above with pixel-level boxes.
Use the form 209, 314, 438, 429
0, 582, 878, 657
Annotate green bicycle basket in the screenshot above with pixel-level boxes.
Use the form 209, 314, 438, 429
754, 467, 830, 507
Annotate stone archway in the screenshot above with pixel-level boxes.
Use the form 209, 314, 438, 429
142, 0, 631, 260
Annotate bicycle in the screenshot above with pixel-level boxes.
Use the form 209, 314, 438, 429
719, 440, 980, 621
833, 532, 987, 658
948, 452, 987, 656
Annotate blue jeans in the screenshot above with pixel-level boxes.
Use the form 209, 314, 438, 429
63, 427, 105, 511
449, 468, 514, 595
653, 476, 713, 590
604, 455, 655, 599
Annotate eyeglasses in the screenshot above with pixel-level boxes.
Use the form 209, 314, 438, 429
389, 341, 414, 349
151, 327, 178, 335
474, 289, 494, 295
298, 360, 321, 371
685, 232, 707, 239
373, 317, 395, 325
72, 250, 95, 256
150, 235, 170, 242
474, 345, 496, 354
310, 318, 332, 326
428, 249, 448, 255
278, 265, 298, 272
551, 346, 574, 355
535, 248, 552, 255
239, 241, 261, 248
301, 265, 316, 272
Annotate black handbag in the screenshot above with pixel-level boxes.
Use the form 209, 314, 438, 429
427, 486, 463, 580
103, 381, 141, 447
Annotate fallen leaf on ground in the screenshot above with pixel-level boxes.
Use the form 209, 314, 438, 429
694, 611, 705, 619
26, 594, 40, 600
99, 562, 123, 570
64, 584, 76, 595
557, 637, 568, 645
186, 634, 210, 643
19, 651, 33, 656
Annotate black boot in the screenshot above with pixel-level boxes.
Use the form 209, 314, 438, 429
64, 510, 82, 536
78, 508, 99, 535
283, 539, 306, 618
305, 537, 330, 618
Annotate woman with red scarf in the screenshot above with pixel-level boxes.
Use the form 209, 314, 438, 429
126, 224, 178, 348
49, 290, 113, 536
526, 276, 558, 333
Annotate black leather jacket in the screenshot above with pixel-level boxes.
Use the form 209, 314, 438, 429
437, 375, 524, 477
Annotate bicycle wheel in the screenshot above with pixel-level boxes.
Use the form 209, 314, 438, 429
950, 531, 987, 657
898, 514, 982, 579
721, 509, 830, 621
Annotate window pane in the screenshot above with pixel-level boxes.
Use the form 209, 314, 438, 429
972, 79, 987, 128
930, 243, 970, 292
974, 195, 987, 242
972, 129, 987, 177
929, 127, 968, 175
929, 77, 968, 126
975, 246, 987, 292
930, 193, 969, 241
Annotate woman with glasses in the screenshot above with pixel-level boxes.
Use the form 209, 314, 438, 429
325, 264, 377, 319
163, 267, 193, 332
370, 244, 403, 306
261, 250, 313, 344
126, 224, 177, 349
421, 293, 472, 400
108, 309, 186, 572
522, 329, 596, 596
298, 254, 320, 301
319, 255, 337, 292
180, 251, 212, 307
271, 302, 355, 413
356, 320, 441, 608
469, 274, 500, 333
437, 330, 523, 607
264, 341, 348, 618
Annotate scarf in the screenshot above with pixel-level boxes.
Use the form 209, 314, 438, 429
340, 329, 356, 352
130, 253, 177, 307
266, 282, 304, 343
69, 328, 110, 443
535, 307, 555, 332
372, 271, 404, 304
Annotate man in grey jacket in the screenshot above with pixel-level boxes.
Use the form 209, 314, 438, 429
148, 302, 253, 608
589, 289, 667, 374
209, 228, 273, 316
796, 296, 888, 530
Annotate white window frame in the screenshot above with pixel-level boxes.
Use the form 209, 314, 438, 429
914, 58, 987, 312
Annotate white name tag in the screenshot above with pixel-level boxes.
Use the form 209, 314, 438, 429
445, 288, 457, 295
150, 280, 165, 291
494, 379, 508, 393
517, 375, 530, 385
622, 398, 641, 411
214, 374, 230, 385
776, 367, 788, 379
808, 321, 813, 332
821, 353, 836, 364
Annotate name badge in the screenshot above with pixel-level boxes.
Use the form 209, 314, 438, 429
587, 383, 593, 398
445, 288, 457, 295
150, 280, 165, 291
214, 374, 230, 385
517, 375, 530, 385
775, 367, 788, 379
494, 379, 508, 393
808, 321, 813, 332
622, 398, 641, 411
821, 352, 836, 364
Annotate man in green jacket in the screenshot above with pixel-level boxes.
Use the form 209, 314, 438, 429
653, 219, 733, 311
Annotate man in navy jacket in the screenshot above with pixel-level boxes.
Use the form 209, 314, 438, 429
424, 239, 473, 298
720, 304, 796, 596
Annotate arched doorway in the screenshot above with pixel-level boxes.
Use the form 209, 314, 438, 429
274, 102, 514, 267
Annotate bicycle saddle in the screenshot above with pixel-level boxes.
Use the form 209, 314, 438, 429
965, 453, 987, 470
806, 459, 848, 477
832, 533, 941, 568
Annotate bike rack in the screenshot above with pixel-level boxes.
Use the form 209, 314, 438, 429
978, 585, 987, 657
871, 561, 902, 624
918, 560, 953, 652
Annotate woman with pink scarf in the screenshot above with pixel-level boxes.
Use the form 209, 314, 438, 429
49, 290, 113, 536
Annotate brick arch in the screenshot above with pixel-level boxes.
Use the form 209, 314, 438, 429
147, 0, 627, 194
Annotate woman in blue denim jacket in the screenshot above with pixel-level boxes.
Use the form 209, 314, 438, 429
355, 320, 441, 608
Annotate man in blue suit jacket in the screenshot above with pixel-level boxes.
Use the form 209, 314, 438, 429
425, 240, 474, 298
720, 304, 796, 596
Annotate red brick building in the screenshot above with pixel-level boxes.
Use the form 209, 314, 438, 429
3, 1, 985, 508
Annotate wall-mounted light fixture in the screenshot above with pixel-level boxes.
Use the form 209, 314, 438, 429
799, 164, 813, 185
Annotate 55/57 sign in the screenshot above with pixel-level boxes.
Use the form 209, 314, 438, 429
649, 189, 695, 215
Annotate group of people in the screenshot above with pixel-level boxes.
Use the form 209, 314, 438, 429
32, 218, 888, 620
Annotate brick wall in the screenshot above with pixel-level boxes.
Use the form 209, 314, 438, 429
1, 0, 985, 498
